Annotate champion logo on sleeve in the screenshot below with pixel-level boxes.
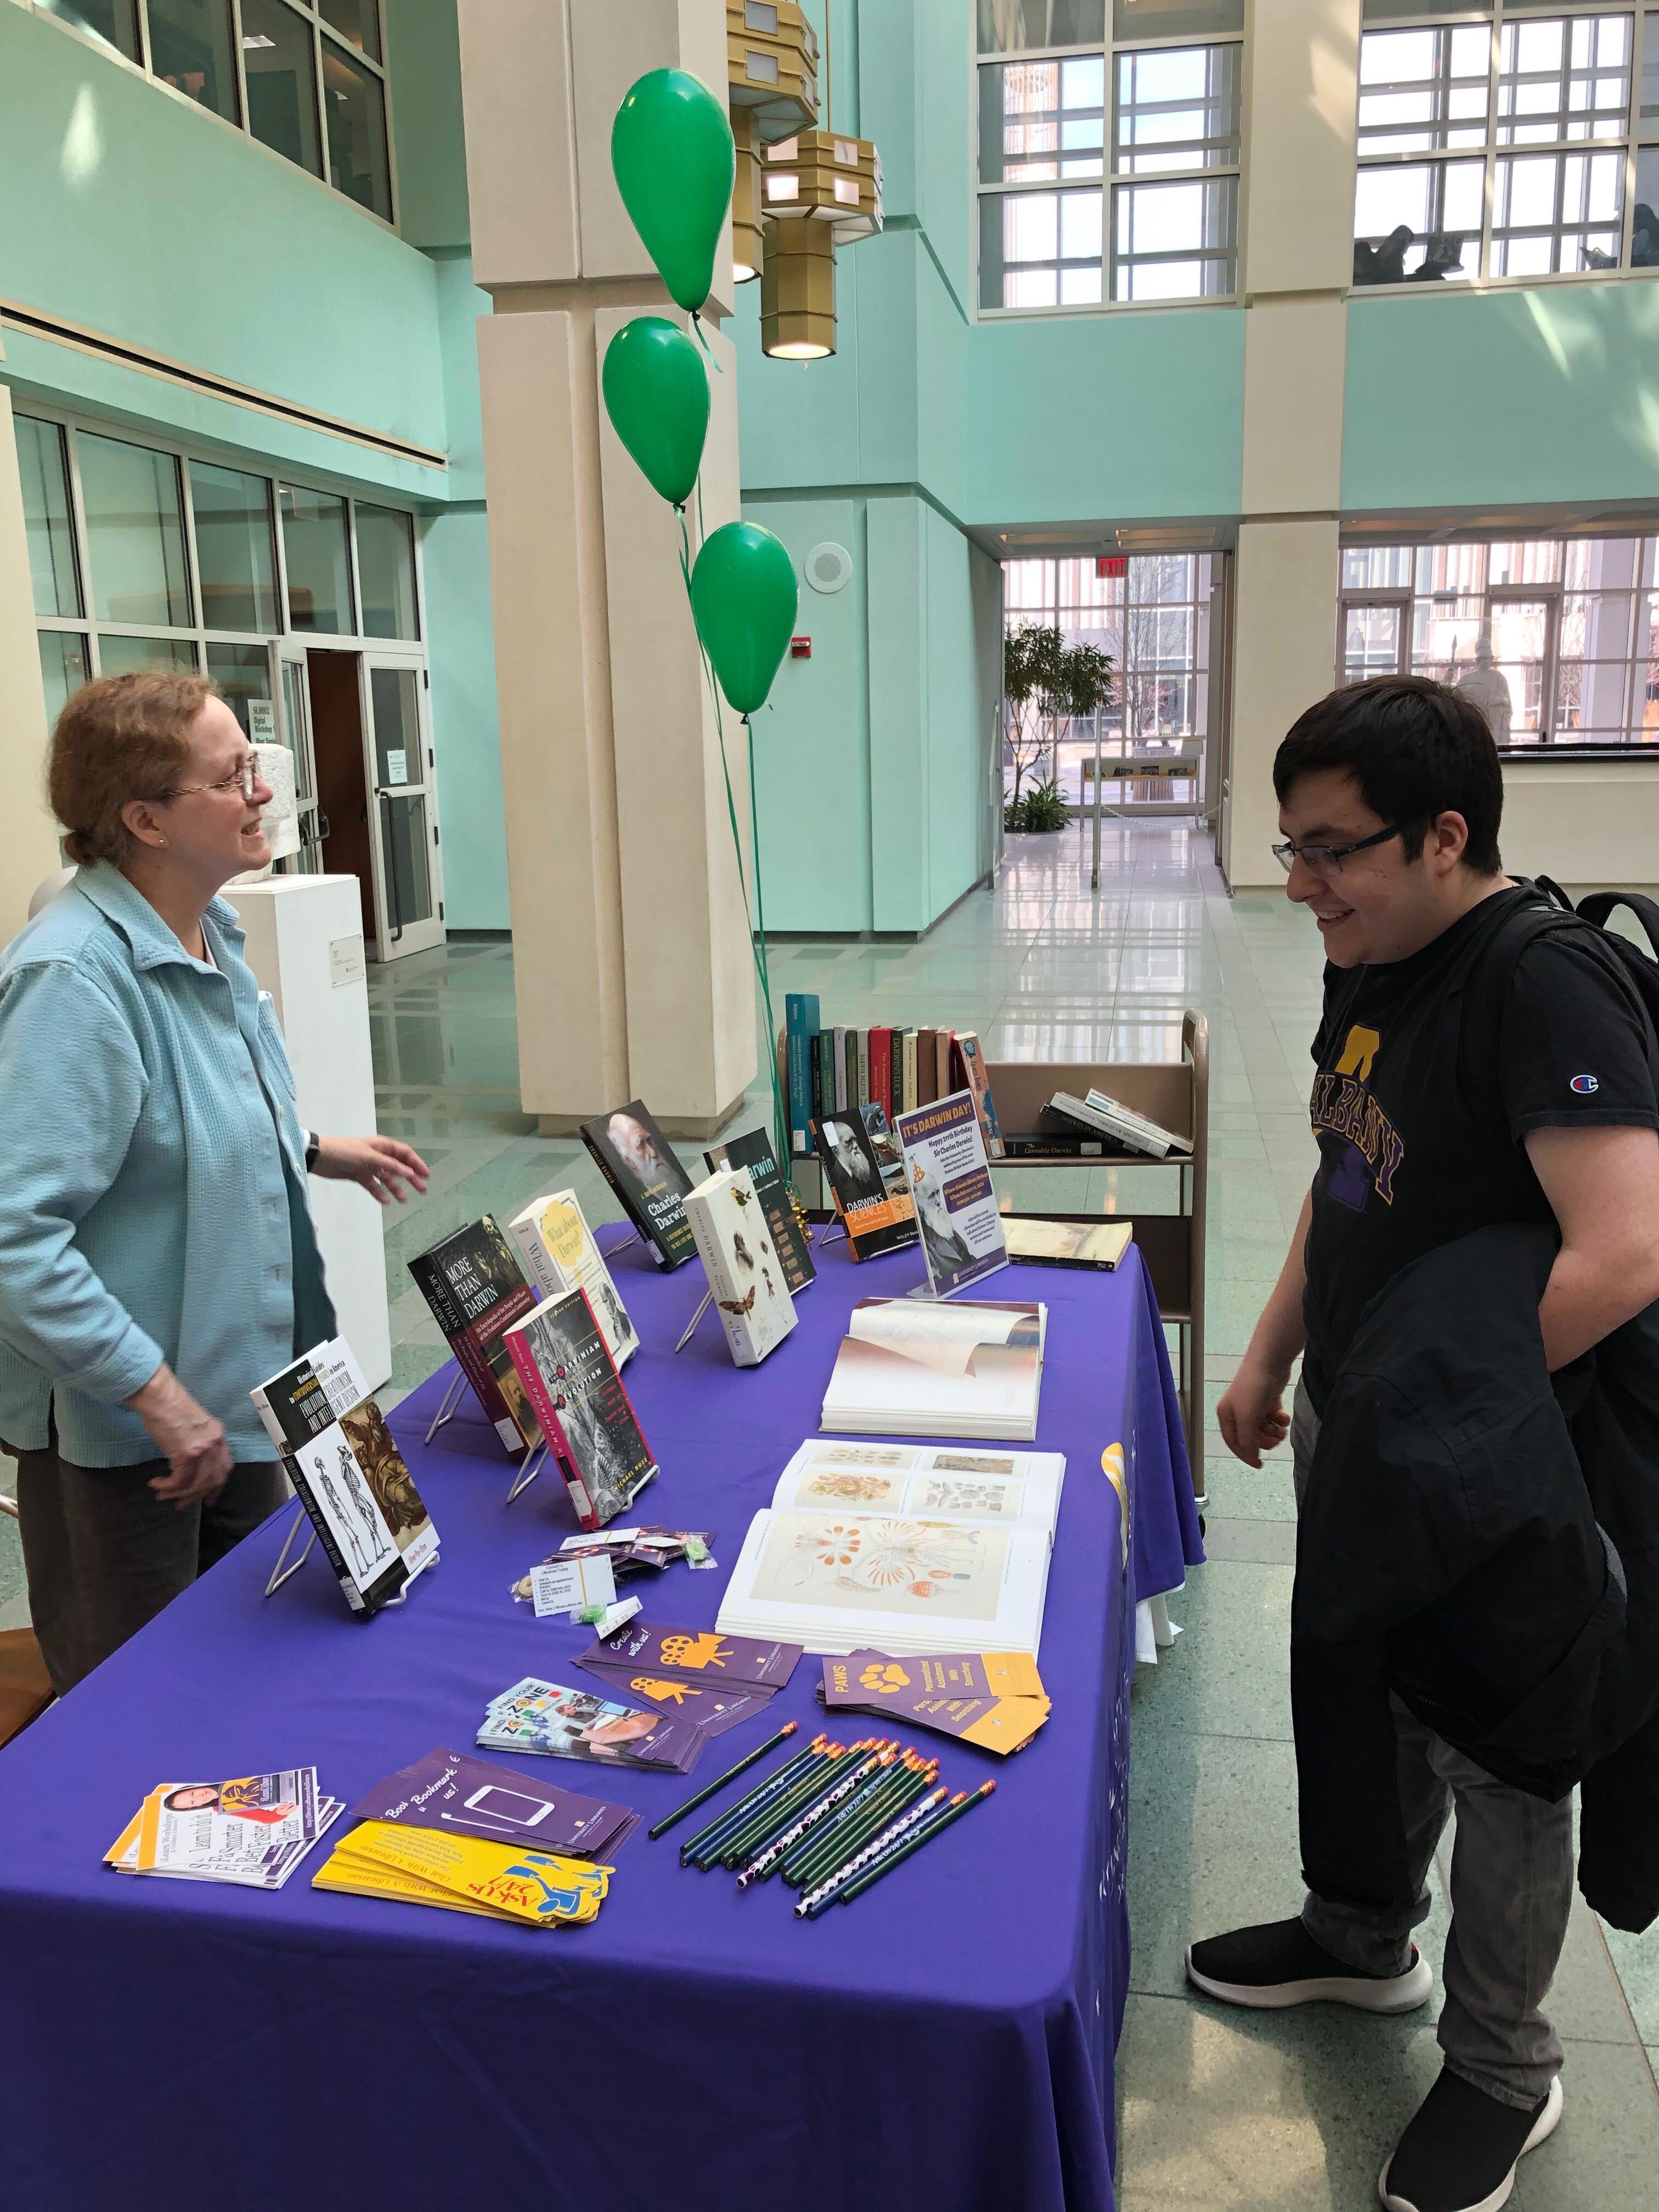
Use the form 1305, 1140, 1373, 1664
1570, 1074, 1600, 1094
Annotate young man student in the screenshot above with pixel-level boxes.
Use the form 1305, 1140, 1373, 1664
1189, 675, 1659, 2212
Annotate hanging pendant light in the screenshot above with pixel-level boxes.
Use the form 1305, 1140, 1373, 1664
760, 217, 836, 358
731, 108, 764, 283
727, 2, 819, 284
758, 129, 883, 360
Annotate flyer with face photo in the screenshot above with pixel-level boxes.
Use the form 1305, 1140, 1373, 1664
477, 1678, 707, 1774
894, 1090, 1009, 1300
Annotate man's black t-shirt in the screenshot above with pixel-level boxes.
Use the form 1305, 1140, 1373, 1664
1301, 884, 1659, 1412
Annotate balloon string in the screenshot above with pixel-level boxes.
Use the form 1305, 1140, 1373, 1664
690, 309, 724, 374
678, 504, 789, 1173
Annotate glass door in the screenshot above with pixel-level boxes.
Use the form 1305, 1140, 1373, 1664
276, 641, 323, 872
1339, 594, 1410, 685
363, 656, 445, 957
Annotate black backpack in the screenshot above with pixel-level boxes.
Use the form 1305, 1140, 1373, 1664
1457, 878, 1659, 1128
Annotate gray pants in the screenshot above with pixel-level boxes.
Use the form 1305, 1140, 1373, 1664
7, 1434, 285, 1696
1291, 1382, 1574, 2110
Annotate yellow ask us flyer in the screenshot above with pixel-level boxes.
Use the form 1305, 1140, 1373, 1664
316, 1820, 611, 1926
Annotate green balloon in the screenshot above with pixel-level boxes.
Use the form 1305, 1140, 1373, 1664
603, 318, 709, 506
691, 522, 799, 716
611, 70, 734, 314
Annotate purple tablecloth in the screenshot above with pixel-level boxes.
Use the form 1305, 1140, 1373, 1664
0, 1237, 1200, 2212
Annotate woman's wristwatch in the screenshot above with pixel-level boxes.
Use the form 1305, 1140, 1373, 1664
304, 1130, 321, 1171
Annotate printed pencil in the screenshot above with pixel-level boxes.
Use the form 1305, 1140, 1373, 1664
718, 1745, 854, 1866
650, 1722, 799, 1840
782, 1757, 916, 1886
679, 1736, 826, 1863
787, 1757, 934, 1889
837, 1780, 996, 1906
736, 1750, 887, 1888
795, 1786, 949, 1918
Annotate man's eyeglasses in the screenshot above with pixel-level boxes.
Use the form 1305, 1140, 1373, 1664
1270, 823, 1403, 877
162, 757, 262, 804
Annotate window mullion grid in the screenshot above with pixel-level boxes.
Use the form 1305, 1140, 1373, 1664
135, 0, 154, 77
228, 0, 252, 154
1480, 14, 1500, 279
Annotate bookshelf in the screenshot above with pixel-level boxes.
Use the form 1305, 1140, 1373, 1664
781, 1012, 1210, 1477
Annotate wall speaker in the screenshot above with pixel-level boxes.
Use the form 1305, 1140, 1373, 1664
804, 540, 853, 594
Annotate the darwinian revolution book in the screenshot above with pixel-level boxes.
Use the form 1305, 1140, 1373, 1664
504, 1287, 659, 1530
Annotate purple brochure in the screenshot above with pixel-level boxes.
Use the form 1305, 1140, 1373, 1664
582, 1620, 802, 1692
575, 1657, 776, 1738
352, 1747, 636, 1857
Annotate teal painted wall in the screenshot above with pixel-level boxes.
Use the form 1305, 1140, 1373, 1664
1343, 284, 1659, 514
0, 5, 445, 465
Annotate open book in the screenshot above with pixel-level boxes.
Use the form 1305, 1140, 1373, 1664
716, 1504, 1052, 1658
770, 1438, 1064, 1542
820, 1297, 1047, 1442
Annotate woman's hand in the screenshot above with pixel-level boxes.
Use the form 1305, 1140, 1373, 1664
311, 1134, 431, 1206
128, 1363, 233, 1507
1216, 1357, 1292, 1469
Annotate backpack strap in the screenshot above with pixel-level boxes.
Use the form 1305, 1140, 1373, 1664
1573, 891, 1659, 964
1450, 891, 1582, 1133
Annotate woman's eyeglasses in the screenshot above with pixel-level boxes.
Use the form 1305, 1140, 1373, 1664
1269, 823, 1403, 877
161, 757, 261, 804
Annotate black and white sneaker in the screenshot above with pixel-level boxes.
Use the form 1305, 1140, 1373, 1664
1185, 1917, 1433, 2013
1379, 2066, 1562, 2212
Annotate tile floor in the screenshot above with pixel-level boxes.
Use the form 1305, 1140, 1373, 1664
3, 817, 1655, 2202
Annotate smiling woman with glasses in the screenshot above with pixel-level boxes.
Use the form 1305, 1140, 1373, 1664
0, 670, 430, 1694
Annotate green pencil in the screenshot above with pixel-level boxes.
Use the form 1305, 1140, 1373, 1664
650, 1720, 799, 1841
787, 1758, 933, 1888
783, 1760, 912, 1886
795, 1785, 949, 1918
718, 1745, 857, 1866
837, 1779, 996, 1907
679, 1735, 827, 1863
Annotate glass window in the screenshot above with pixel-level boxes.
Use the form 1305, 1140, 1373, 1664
1357, 24, 1492, 158
322, 38, 392, 220
38, 633, 90, 727
1342, 543, 1415, 590
1113, 174, 1237, 297
280, 486, 353, 634
205, 643, 274, 738
980, 188, 1104, 305
978, 0, 1105, 52
145, 0, 239, 122
190, 461, 279, 634
1114, 41, 1241, 173
38, 0, 140, 61
78, 434, 192, 628
1498, 13, 1630, 144
1635, 144, 1659, 259
98, 635, 200, 678
242, 0, 323, 176
317, 0, 380, 62
15, 416, 82, 620
381, 794, 433, 930
369, 664, 421, 785
1114, 0, 1242, 32
1493, 146, 1623, 273
979, 57, 1106, 184
356, 505, 419, 639
1354, 156, 1484, 281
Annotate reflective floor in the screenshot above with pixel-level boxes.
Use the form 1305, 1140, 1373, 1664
2, 817, 1654, 2198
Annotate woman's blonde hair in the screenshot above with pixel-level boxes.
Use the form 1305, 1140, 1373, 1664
48, 672, 219, 867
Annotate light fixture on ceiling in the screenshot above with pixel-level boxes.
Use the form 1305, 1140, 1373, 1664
726, 0, 818, 283
759, 128, 882, 359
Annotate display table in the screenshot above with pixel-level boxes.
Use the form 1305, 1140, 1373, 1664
0, 1237, 1200, 2212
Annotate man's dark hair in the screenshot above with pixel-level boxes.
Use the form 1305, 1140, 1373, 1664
1272, 675, 1504, 874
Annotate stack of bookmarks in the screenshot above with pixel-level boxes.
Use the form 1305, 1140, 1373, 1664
106, 1767, 341, 1890
574, 1619, 803, 1742
819, 1650, 1050, 1756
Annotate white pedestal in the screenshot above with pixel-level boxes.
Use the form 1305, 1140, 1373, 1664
230, 876, 391, 1391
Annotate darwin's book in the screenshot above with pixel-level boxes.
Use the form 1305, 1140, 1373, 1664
820, 1296, 1047, 1442
683, 1165, 799, 1367
868, 1025, 893, 1122
252, 1341, 432, 1614
407, 1217, 541, 1450
504, 1287, 658, 1530
916, 1028, 940, 1108
703, 1124, 815, 1294
951, 1031, 1005, 1160
832, 1026, 848, 1112
811, 1107, 918, 1261
1004, 1218, 1134, 1269
894, 1088, 1010, 1301
899, 1029, 919, 1116
785, 991, 821, 1157
1048, 1090, 1191, 1160
506, 1187, 639, 1369
770, 1437, 1064, 1538
579, 1100, 697, 1269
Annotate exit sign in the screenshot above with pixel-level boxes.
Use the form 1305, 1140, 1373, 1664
1096, 555, 1127, 578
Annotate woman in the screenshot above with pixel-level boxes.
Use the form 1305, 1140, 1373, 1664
0, 672, 429, 1693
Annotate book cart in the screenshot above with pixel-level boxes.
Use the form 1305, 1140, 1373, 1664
783, 1009, 1209, 1479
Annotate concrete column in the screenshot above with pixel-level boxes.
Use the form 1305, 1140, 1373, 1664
457, 0, 753, 1136
1222, 0, 1361, 888
0, 367, 67, 945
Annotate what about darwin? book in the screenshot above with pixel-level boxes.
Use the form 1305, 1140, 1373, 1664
407, 1216, 541, 1451
252, 1339, 438, 1616
578, 1100, 697, 1269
